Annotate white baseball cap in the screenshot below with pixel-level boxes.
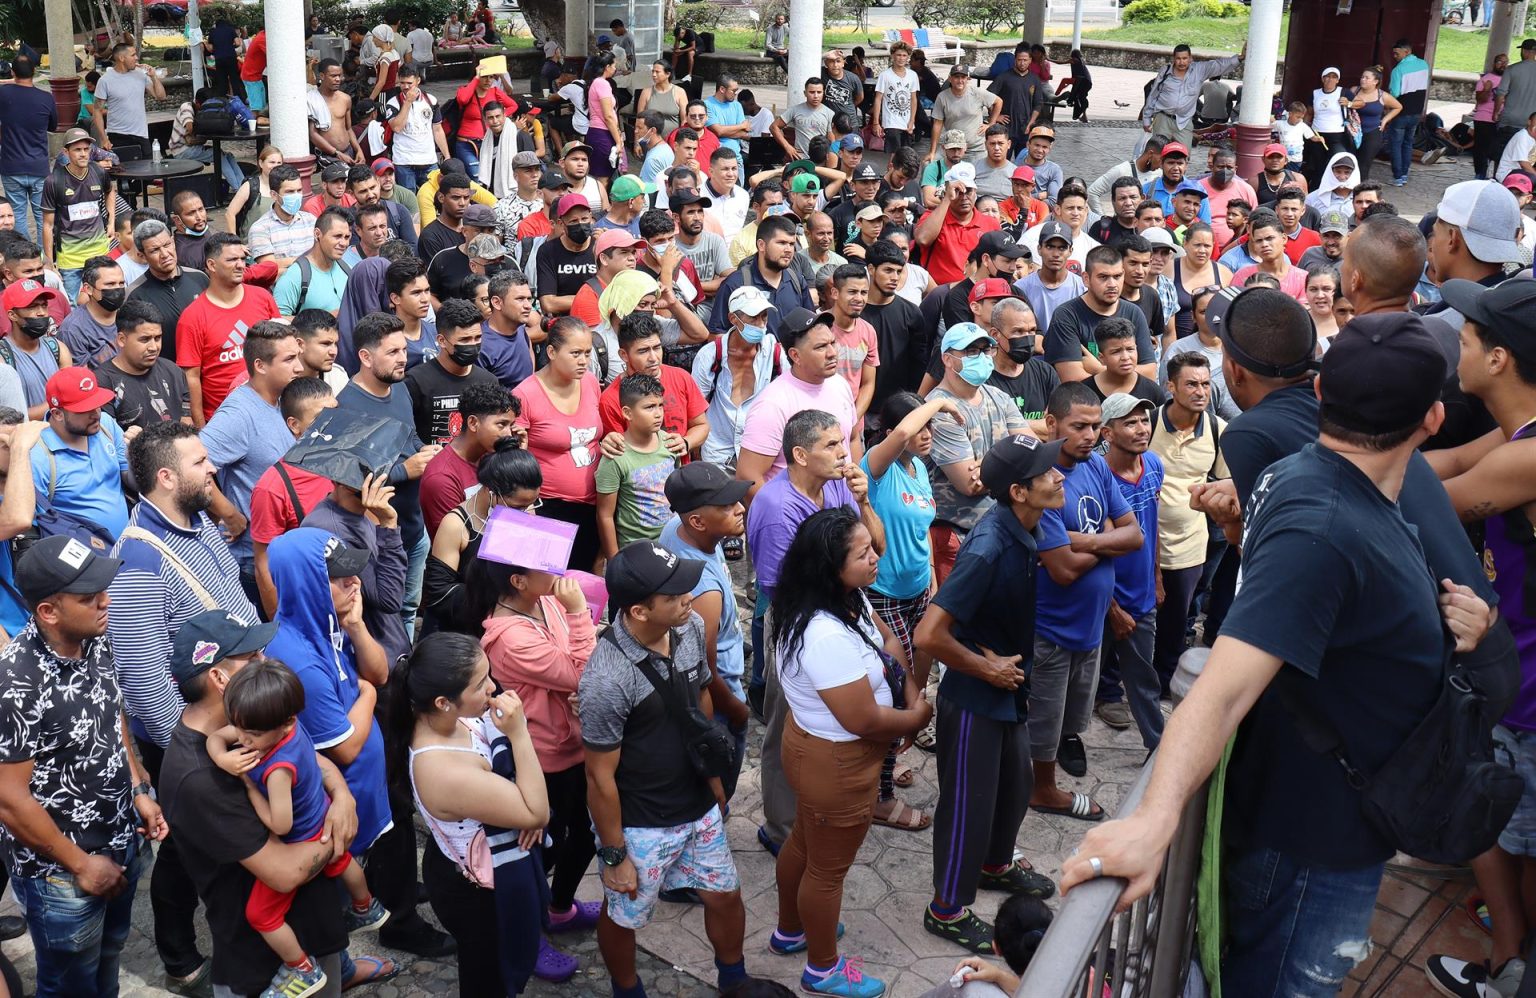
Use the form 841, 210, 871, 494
1321, 66, 1341, 78
1437, 180, 1523, 265
1141, 225, 1186, 258
946, 161, 978, 189
728, 286, 776, 317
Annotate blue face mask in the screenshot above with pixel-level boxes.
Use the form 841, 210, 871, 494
280, 193, 304, 216
959, 353, 994, 386
739, 322, 766, 344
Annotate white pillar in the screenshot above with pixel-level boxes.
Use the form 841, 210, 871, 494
1235, 0, 1283, 180
788, 0, 824, 104
266, 0, 309, 160
1072, 0, 1084, 51
186, 0, 205, 92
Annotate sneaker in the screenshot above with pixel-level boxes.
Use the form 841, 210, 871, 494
259, 962, 327, 998
1392, 177, 1409, 186
1095, 700, 1133, 730
1422, 147, 1447, 165
770, 922, 846, 955
801, 955, 887, 998
344, 898, 389, 934
1491, 958, 1527, 995
723, 536, 745, 561
922, 908, 995, 954
1427, 955, 1498, 997
1058, 734, 1088, 778
979, 861, 1057, 899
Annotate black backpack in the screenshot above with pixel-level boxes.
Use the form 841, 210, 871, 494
295, 255, 353, 312
193, 96, 237, 136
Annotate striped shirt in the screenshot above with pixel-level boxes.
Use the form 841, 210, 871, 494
108, 499, 256, 747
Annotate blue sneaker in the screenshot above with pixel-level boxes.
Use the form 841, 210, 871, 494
801, 956, 886, 998
344, 897, 389, 934
260, 961, 327, 998
770, 922, 846, 955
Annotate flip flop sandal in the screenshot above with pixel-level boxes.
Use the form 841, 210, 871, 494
872, 799, 932, 831
343, 955, 400, 991
534, 939, 580, 983
757, 825, 781, 857
1032, 792, 1107, 822
1464, 895, 1493, 935
893, 764, 915, 788
914, 723, 937, 753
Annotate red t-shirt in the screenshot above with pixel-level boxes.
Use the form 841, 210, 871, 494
420, 445, 481, 539
517, 212, 553, 240
597, 364, 707, 463
454, 83, 514, 142
569, 279, 605, 329
250, 461, 334, 544
918, 208, 1001, 285
175, 285, 280, 420
667, 126, 720, 165
1283, 227, 1323, 265
242, 32, 268, 82
301, 192, 359, 217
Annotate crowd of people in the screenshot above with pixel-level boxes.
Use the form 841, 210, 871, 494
0, 12, 1532, 998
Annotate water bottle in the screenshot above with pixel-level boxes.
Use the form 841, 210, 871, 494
151, 139, 162, 162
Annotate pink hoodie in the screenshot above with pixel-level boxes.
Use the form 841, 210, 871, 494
481, 595, 598, 773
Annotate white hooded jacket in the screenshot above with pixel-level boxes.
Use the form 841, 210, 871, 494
1305, 151, 1360, 215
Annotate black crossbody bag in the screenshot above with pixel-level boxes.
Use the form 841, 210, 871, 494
602, 628, 735, 781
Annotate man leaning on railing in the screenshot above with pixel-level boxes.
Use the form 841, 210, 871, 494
1060, 310, 1498, 998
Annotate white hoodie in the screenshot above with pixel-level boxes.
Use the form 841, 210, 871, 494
1305, 151, 1361, 215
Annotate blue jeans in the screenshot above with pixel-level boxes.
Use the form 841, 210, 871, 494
59, 268, 82, 303
1222, 845, 1383, 997
13, 838, 149, 998
452, 139, 481, 176
176, 146, 246, 195
2, 174, 45, 243
1389, 113, 1420, 181
393, 164, 431, 191
403, 527, 428, 636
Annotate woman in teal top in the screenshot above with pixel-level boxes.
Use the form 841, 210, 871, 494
859, 390, 960, 831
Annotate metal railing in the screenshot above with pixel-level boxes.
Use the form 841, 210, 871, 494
1015, 754, 1212, 998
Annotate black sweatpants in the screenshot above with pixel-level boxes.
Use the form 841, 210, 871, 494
930, 699, 1031, 908
542, 763, 596, 911
138, 738, 207, 978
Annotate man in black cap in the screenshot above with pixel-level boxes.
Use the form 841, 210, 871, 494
941, 230, 1029, 330
158, 609, 356, 998
827, 162, 884, 252
658, 462, 752, 796
578, 540, 750, 997
0, 536, 167, 995
1062, 312, 1494, 995
914, 433, 1063, 952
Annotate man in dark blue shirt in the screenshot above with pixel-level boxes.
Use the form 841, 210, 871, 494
206, 15, 243, 102
915, 433, 1063, 953
0, 57, 60, 243
1061, 311, 1495, 997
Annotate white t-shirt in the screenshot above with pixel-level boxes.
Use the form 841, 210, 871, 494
1273, 118, 1317, 162
875, 67, 919, 132
1498, 129, 1536, 181
1312, 87, 1345, 133
407, 27, 434, 64
780, 603, 892, 742
558, 82, 590, 134
386, 91, 440, 166
747, 107, 774, 137
897, 263, 932, 304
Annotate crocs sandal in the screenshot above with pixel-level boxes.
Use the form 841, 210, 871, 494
922, 908, 995, 954
979, 861, 1057, 899
1464, 895, 1492, 936
1031, 793, 1106, 822
872, 799, 931, 831
548, 899, 602, 933
534, 939, 579, 983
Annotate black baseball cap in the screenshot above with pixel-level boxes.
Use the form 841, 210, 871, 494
320, 162, 350, 182
779, 307, 836, 340
974, 230, 1028, 261
670, 189, 713, 210
539, 168, 573, 191
665, 461, 750, 513
1439, 278, 1536, 363
1318, 313, 1447, 436
980, 435, 1063, 497
323, 535, 371, 578
605, 541, 705, 607
15, 536, 122, 604
852, 163, 881, 183
170, 609, 277, 685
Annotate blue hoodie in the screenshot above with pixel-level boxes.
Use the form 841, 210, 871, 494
265, 527, 392, 854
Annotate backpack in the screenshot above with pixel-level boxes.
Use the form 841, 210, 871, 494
295, 255, 353, 312
702, 335, 781, 403
440, 94, 466, 146
12, 446, 117, 560
193, 96, 237, 136
0, 333, 61, 372
581, 277, 612, 382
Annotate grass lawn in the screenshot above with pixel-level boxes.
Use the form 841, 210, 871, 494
1079, 14, 1511, 73
707, 26, 1030, 51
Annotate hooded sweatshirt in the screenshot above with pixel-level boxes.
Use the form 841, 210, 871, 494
481, 596, 597, 772
1306, 152, 1361, 216
265, 527, 392, 854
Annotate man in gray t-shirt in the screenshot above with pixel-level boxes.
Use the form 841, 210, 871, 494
1497, 48, 1536, 130
92, 46, 165, 151
930, 69, 1002, 159
772, 81, 836, 157
1157, 333, 1239, 418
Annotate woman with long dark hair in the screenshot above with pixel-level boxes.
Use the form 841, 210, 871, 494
1474, 52, 1509, 180
770, 508, 932, 998
584, 52, 625, 186
388, 632, 560, 995
424, 439, 543, 636
635, 61, 683, 135
1343, 66, 1401, 182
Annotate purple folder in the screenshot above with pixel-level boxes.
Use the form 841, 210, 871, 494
478, 506, 577, 573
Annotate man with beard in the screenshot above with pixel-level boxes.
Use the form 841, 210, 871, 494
1044, 244, 1156, 383
125, 220, 208, 361
347, 166, 418, 253
709, 216, 814, 339
673, 190, 735, 303
93, 299, 191, 429
32, 365, 135, 539
1090, 177, 1143, 248
170, 190, 213, 273
59, 256, 127, 367
108, 420, 256, 995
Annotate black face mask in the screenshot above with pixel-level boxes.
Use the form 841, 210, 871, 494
98, 288, 127, 311
450, 343, 481, 367
1007, 335, 1035, 363
17, 316, 50, 339
565, 223, 592, 244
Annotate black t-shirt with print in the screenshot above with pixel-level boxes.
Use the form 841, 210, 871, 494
990, 357, 1060, 421
1079, 372, 1167, 406
404, 357, 500, 446
536, 239, 599, 300
92, 357, 190, 429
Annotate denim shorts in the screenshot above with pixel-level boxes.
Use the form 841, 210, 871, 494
1493, 724, 1536, 857
605, 805, 738, 929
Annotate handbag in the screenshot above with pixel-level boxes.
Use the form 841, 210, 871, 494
601, 627, 735, 781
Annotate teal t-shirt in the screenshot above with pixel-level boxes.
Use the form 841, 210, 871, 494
595, 442, 677, 546
861, 451, 936, 600
273, 257, 350, 317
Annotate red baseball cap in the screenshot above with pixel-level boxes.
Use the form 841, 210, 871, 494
1010, 164, 1036, 183
370, 157, 396, 175
46, 367, 115, 413
1505, 173, 1534, 194
968, 277, 1014, 304
1262, 142, 1289, 159
1160, 142, 1189, 158
557, 192, 592, 217
1, 279, 59, 313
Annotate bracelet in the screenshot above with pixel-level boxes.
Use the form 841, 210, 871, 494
132, 781, 153, 799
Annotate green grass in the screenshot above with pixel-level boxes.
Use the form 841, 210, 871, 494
1080, 13, 1513, 74
705, 26, 1027, 51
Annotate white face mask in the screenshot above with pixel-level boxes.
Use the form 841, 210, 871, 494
649, 240, 672, 257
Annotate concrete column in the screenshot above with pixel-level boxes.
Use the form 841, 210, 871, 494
1072, 0, 1085, 51
266, 0, 314, 175
1486, 0, 1521, 72
788, 0, 824, 105
566, 0, 589, 61
45, 0, 79, 131
186, 0, 205, 93
1024, 0, 1047, 48
1235, 0, 1282, 181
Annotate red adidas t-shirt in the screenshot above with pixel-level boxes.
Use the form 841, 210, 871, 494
175, 285, 280, 421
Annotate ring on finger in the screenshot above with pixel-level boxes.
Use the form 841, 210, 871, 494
1088, 856, 1103, 878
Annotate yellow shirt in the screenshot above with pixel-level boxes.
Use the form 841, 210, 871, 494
416, 168, 499, 226
1147, 406, 1228, 571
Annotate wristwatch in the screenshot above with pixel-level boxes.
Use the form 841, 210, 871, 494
132, 781, 154, 799
598, 844, 628, 867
